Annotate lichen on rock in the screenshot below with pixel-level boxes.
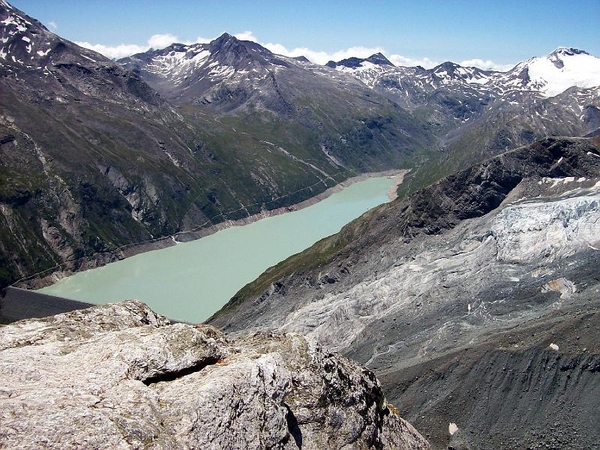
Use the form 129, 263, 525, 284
0, 300, 428, 449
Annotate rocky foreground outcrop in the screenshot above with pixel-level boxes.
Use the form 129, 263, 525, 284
0, 300, 428, 449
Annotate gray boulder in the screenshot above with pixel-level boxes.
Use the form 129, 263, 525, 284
0, 300, 428, 449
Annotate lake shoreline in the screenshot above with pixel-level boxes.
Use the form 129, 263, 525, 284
172, 169, 408, 243
14, 170, 407, 292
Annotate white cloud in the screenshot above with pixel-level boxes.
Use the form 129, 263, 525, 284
389, 55, 515, 71
459, 58, 515, 72
74, 29, 516, 72
263, 42, 386, 66
147, 33, 179, 49
234, 31, 258, 42
75, 42, 148, 59
48, 21, 58, 31
263, 39, 517, 71
389, 54, 440, 69
76, 33, 213, 60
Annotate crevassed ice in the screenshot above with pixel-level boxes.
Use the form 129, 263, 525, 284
492, 192, 600, 263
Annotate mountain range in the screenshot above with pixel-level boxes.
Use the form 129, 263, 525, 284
0, 1, 431, 291
2, 1, 599, 292
2, 1, 600, 448
328, 46, 600, 190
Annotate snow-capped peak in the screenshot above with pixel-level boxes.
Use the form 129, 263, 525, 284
549, 47, 589, 59
518, 47, 600, 97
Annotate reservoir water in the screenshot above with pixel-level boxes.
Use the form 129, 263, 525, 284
39, 176, 396, 323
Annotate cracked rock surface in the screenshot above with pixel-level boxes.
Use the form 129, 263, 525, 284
0, 300, 428, 449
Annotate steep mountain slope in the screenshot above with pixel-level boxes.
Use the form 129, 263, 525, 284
120, 34, 434, 172
1, 1, 193, 288
209, 137, 600, 449
0, 2, 432, 292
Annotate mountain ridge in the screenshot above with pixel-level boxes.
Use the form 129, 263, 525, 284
120, 35, 600, 194
325, 46, 600, 194
328, 46, 600, 99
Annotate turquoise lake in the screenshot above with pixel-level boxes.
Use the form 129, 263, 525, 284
39, 176, 396, 323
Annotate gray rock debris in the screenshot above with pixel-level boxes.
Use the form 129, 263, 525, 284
0, 300, 428, 450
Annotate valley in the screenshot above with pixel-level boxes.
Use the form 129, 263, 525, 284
1, 1, 598, 295
37, 174, 399, 323
1, 1, 600, 448
0, 0, 434, 292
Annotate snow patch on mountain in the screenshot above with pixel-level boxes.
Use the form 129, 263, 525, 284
334, 62, 392, 88
524, 48, 600, 97
330, 48, 600, 101
431, 63, 494, 86
145, 45, 211, 83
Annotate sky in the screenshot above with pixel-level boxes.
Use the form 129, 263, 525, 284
8, 0, 600, 70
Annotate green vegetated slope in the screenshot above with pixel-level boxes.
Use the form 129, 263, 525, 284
0, 3, 435, 291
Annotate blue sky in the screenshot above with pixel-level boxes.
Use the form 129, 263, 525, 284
9, 0, 600, 70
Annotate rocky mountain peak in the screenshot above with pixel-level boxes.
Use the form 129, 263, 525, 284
205, 32, 290, 72
427, 60, 492, 86
546, 47, 589, 70
327, 52, 394, 69
209, 31, 236, 48
1, 0, 50, 64
550, 47, 589, 58
366, 52, 395, 66
0, 0, 118, 74
209, 32, 264, 57
1, 3, 159, 107
432, 61, 460, 75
